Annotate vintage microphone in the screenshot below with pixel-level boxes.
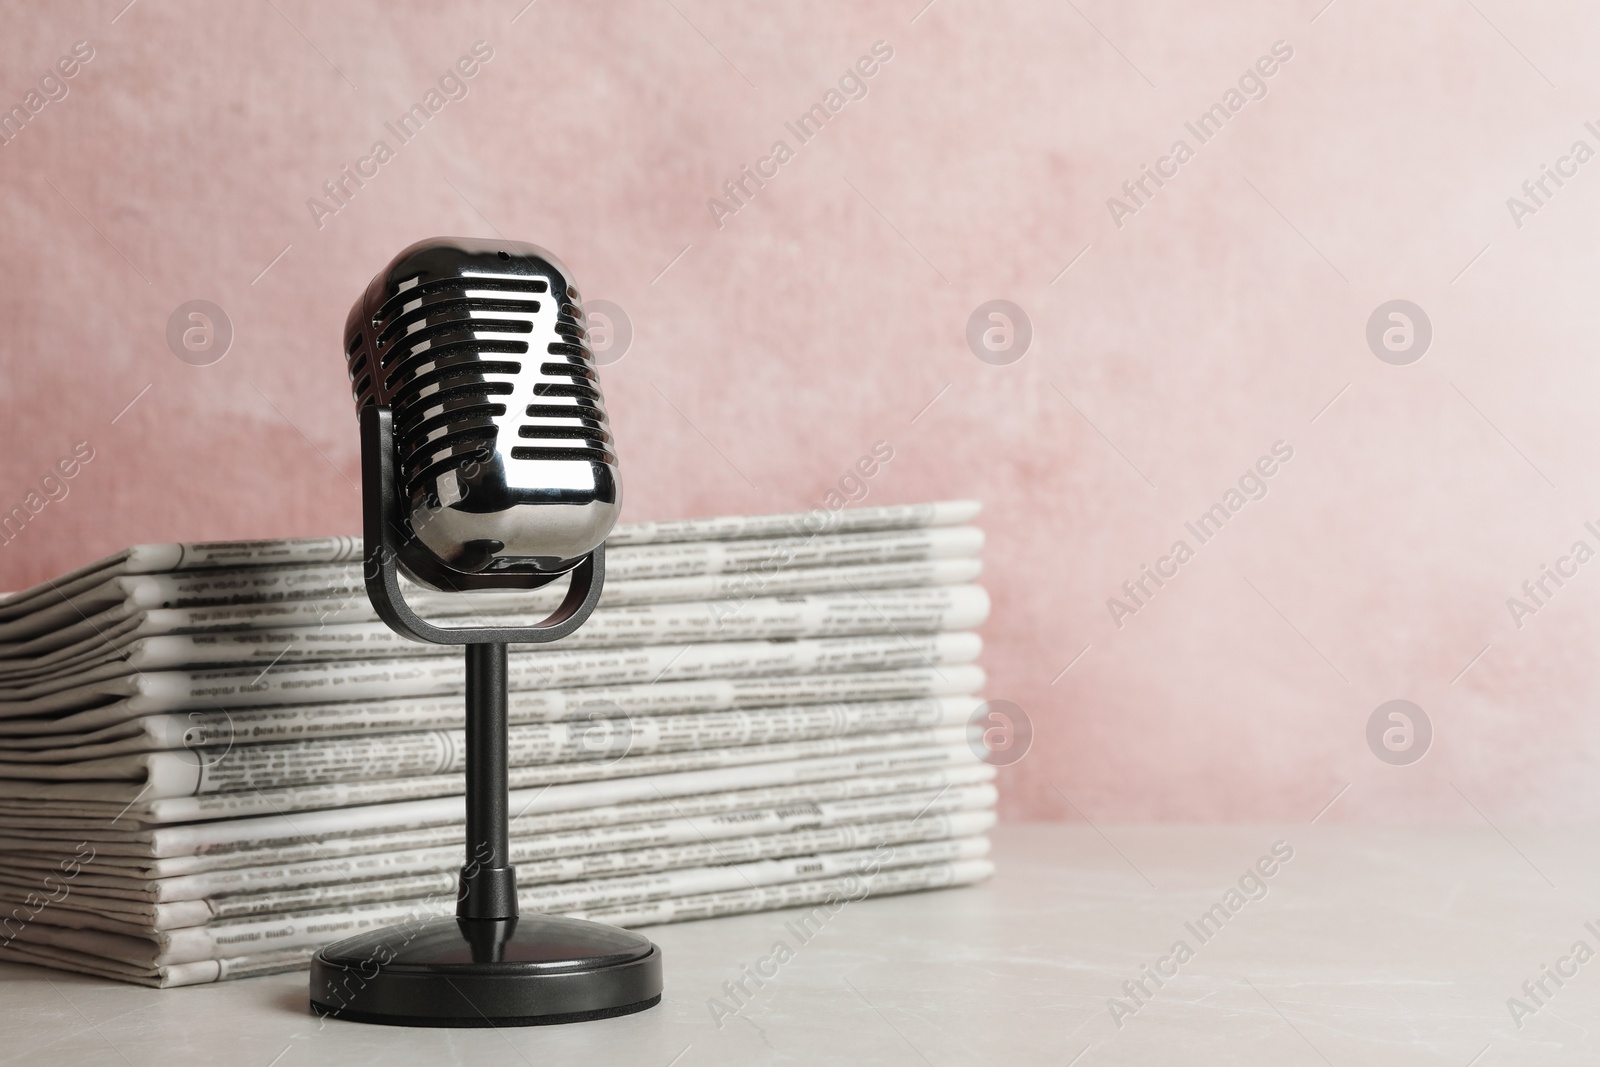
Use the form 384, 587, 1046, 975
309, 237, 663, 1026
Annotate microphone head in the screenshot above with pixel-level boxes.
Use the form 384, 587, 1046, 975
344, 237, 620, 585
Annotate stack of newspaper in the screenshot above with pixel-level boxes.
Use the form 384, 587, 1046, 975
0, 501, 994, 987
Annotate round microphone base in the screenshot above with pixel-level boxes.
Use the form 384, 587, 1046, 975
309, 915, 663, 1027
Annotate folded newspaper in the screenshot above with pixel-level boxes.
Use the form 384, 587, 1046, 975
0, 500, 996, 986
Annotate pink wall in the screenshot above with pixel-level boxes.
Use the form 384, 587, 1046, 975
2, 0, 1595, 822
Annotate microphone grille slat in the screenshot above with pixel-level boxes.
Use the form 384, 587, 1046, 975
516, 424, 611, 442
526, 402, 605, 420
510, 446, 617, 464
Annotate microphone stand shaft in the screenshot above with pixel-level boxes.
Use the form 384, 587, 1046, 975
460, 641, 518, 921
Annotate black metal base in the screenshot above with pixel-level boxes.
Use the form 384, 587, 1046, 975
309, 915, 663, 1027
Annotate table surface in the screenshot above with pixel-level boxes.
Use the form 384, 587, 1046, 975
2, 823, 1596, 1065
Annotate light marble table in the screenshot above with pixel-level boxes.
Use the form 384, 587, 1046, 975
2, 824, 1596, 1065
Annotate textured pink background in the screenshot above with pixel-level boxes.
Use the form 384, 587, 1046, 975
2, 0, 1595, 823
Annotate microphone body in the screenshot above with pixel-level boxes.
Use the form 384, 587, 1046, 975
343, 237, 620, 586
